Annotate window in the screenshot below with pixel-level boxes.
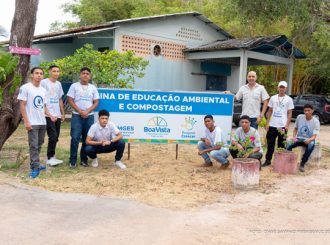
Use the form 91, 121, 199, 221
153, 45, 161, 56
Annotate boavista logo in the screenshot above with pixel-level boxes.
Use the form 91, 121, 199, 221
144, 116, 170, 133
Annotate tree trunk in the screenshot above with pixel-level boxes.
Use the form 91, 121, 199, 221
0, 0, 39, 152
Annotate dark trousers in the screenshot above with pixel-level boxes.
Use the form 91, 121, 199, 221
265, 126, 287, 161
230, 148, 263, 160
28, 125, 46, 170
70, 114, 94, 164
85, 140, 125, 161
287, 140, 315, 167
46, 117, 61, 159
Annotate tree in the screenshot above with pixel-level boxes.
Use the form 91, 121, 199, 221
40, 44, 149, 88
0, 0, 39, 152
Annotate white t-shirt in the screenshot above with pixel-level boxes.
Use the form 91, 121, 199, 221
67, 82, 99, 114
236, 83, 270, 118
233, 127, 263, 153
87, 121, 120, 141
17, 82, 46, 125
295, 115, 320, 141
41, 78, 64, 118
203, 126, 229, 152
268, 94, 294, 127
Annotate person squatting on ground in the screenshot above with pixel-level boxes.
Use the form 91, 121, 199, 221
67, 67, 99, 168
263, 81, 294, 167
197, 115, 230, 168
286, 104, 320, 172
85, 110, 126, 169
235, 71, 270, 129
18, 67, 50, 178
230, 115, 263, 165
41, 65, 65, 166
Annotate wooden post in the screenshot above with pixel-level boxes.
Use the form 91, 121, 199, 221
128, 143, 130, 160
176, 144, 178, 160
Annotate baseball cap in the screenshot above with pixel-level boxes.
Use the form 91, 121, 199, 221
278, 81, 287, 87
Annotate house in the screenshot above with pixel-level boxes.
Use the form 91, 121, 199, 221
12, 12, 306, 93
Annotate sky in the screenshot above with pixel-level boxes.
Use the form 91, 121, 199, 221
0, 0, 77, 39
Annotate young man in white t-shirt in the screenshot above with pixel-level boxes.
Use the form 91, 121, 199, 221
18, 67, 51, 178
263, 81, 294, 167
197, 115, 230, 168
67, 67, 99, 168
85, 110, 126, 169
41, 65, 65, 166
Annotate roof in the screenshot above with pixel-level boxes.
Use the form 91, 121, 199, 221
185, 35, 306, 59
0, 12, 232, 45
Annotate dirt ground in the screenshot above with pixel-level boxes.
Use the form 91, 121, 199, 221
1, 123, 330, 244
1, 122, 330, 210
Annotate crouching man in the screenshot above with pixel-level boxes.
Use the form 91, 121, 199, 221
230, 115, 263, 163
85, 110, 126, 169
197, 115, 230, 168
287, 104, 320, 172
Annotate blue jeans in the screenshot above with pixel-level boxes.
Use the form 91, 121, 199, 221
287, 140, 315, 167
85, 140, 125, 161
197, 141, 229, 164
70, 114, 94, 164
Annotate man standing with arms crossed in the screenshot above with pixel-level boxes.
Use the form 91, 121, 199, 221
18, 67, 50, 178
235, 71, 269, 129
263, 81, 294, 167
41, 65, 65, 166
67, 67, 99, 168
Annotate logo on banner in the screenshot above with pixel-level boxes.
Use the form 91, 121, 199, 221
181, 117, 197, 131
181, 117, 197, 139
144, 116, 170, 137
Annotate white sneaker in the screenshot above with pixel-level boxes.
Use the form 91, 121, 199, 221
92, 158, 98, 168
47, 157, 62, 166
114, 160, 127, 169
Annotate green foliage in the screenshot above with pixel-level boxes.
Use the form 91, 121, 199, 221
40, 44, 149, 88
0, 50, 21, 104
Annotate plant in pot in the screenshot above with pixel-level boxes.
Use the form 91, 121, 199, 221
273, 128, 298, 174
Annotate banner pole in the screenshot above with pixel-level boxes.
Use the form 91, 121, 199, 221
128, 143, 131, 160
176, 144, 178, 160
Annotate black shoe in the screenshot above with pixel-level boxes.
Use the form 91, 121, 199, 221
262, 160, 271, 167
299, 166, 305, 172
70, 163, 77, 168
80, 161, 89, 167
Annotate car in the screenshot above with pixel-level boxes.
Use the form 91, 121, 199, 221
290, 94, 330, 124
232, 100, 267, 127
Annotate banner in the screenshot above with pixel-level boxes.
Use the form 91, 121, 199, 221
96, 89, 234, 144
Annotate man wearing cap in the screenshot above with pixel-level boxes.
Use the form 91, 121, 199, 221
235, 71, 270, 129
262, 81, 294, 167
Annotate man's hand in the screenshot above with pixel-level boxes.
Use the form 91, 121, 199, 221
102, 140, 111, 146
61, 114, 65, 122
198, 149, 206, 155
204, 138, 211, 146
265, 124, 269, 131
50, 115, 57, 122
25, 122, 32, 131
80, 110, 89, 118
304, 138, 312, 145
257, 115, 262, 124
236, 144, 244, 151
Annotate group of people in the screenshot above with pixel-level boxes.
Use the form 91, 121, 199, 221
18, 66, 126, 178
18, 67, 320, 178
198, 71, 320, 173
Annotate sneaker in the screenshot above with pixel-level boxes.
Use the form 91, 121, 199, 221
262, 160, 271, 167
47, 157, 63, 166
39, 165, 46, 171
80, 161, 89, 167
30, 169, 40, 178
114, 160, 127, 169
200, 161, 213, 167
70, 163, 77, 169
92, 158, 98, 168
299, 166, 305, 172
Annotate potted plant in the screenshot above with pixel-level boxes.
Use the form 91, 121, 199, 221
273, 128, 298, 174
